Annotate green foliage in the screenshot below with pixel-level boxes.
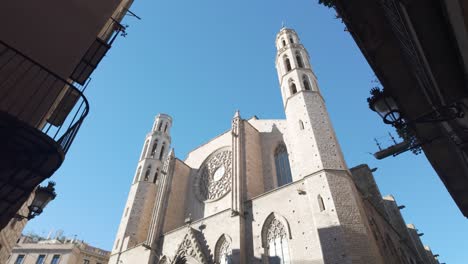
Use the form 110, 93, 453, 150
396, 124, 422, 155
319, 0, 335, 8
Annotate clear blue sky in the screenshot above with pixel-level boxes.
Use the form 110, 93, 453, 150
25, 0, 467, 263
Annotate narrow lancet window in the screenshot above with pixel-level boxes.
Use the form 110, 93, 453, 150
290, 37, 294, 44
296, 53, 304, 68
299, 120, 304, 130
153, 169, 159, 183
290, 82, 297, 95
164, 123, 168, 132
284, 56, 292, 72
275, 144, 293, 187
158, 122, 163, 131
134, 166, 142, 184
144, 166, 151, 181
141, 140, 149, 160
318, 194, 325, 211
282, 39, 286, 47
303, 76, 311, 91
151, 140, 158, 157
159, 143, 166, 160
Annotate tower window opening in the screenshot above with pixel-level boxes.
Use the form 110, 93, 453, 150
284, 57, 292, 72
158, 122, 163, 131
296, 53, 304, 68
134, 166, 142, 184
164, 123, 168, 132
150, 140, 158, 157
290, 82, 297, 95
159, 143, 166, 160
274, 144, 293, 187
303, 76, 311, 91
153, 169, 160, 183
141, 140, 149, 160
318, 195, 325, 211
282, 39, 286, 47
299, 120, 304, 130
290, 37, 294, 44
144, 166, 151, 181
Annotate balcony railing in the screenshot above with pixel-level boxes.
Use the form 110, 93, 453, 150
71, 18, 127, 85
0, 39, 89, 154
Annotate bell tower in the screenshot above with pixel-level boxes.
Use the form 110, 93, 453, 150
275, 27, 347, 181
276, 28, 379, 262
111, 113, 172, 255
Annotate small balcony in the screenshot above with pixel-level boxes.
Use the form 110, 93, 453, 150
0, 40, 89, 228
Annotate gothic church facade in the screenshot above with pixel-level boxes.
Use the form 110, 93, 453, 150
109, 28, 440, 264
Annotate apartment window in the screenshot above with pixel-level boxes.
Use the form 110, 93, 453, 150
51, 255, 60, 264
14, 255, 25, 264
36, 255, 45, 264
83, 260, 90, 264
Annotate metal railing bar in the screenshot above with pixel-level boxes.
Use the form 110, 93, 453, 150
22, 71, 51, 121
0, 57, 28, 105
30, 78, 59, 128
15, 66, 45, 116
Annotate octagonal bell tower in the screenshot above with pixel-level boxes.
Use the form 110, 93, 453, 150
275, 28, 379, 262
275, 27, 347, 180
111, 113, 172, 255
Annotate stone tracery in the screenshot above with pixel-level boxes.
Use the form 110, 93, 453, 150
194, 149, 232, 202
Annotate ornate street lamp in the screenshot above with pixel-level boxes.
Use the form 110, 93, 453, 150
367, 87, 402, 126
15, 182, 57, 220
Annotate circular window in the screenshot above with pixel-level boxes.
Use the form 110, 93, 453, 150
194, 149, 232, 202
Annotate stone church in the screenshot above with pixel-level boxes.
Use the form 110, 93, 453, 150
109, 28, 440, 264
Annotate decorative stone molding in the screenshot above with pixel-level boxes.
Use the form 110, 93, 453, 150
171, 228, 209, 264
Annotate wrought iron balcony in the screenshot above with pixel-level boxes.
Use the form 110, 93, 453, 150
71, 17, 127, 85
0, 39, 89, 228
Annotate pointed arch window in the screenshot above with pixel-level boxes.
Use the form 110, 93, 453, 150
134, 166, 142, 184
144, 166, 151, 181
151, 139, 159, 158
159, 143, 166, 160
303, 76, 311, 91
215, 235, 232, 264
164, 123, 168, 132
141, 140, 149, 160
289, 37, 294, 44
289, 82, 297, 95
283, 56, 292, 72
262, 214, 291, 264
299, 120, 304, 130
318, 194, 325, 212
274, 144, 292, 187
158, 257, 169, 264
296, 52, 304, 68
282, 39, 286, 47
158, 122, 163, 131
153, 168, 160, 184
